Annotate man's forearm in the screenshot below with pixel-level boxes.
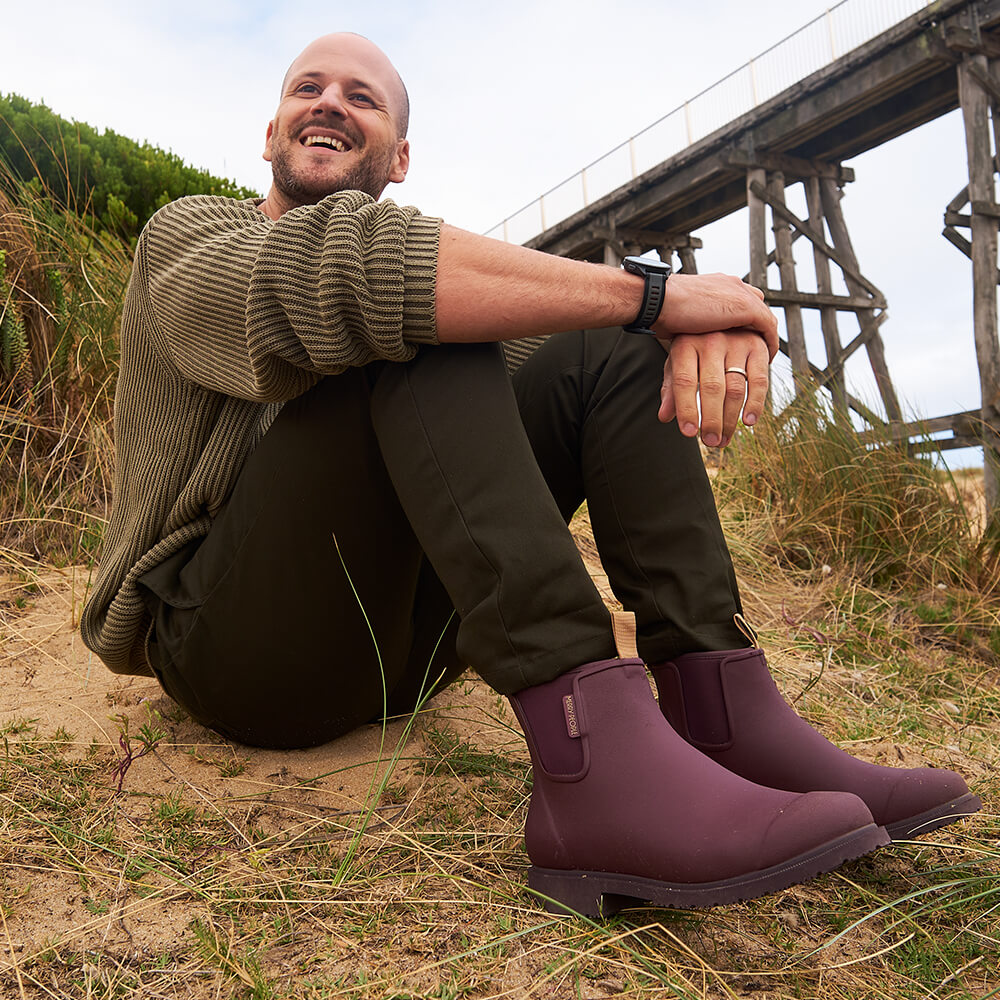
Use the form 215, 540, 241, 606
434, 224, 779, 359
435, 225, 644, 342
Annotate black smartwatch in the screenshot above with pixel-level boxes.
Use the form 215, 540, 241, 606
622, 255, 672, 335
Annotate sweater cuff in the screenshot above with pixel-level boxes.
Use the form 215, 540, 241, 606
402, 213, 442, 345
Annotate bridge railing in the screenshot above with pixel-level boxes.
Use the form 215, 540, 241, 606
484, 0, 932, 245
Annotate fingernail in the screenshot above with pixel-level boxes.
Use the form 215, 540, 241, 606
744, 412, 757, 426
704, 433, 720, 447
682, 422, 697, 437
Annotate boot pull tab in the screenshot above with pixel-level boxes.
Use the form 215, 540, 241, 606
612, 610, 639, 660
734, 613, 759, 648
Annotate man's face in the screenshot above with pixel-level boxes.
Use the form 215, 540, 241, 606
263, 35, 409, 208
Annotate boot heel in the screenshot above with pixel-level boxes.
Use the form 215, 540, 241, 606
527, 868, 635, 918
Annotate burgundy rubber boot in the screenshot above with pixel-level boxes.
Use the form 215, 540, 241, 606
650, 648, 981, 841
509, 657, 888, 917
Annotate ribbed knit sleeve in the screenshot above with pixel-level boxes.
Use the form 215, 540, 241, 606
81, 193, 443, 675
144, 192, 441, 400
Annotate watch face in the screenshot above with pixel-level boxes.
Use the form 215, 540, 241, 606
624, 256, 671, 276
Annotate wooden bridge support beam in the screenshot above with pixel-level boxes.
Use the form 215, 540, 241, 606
743, 159, 901, 434
597, 229, 704, 275
768, 171, 809, 388
957, 52, 1000, 511
817, 177, 904, 434
805, 176, 849, 419
747, 168, 768, 289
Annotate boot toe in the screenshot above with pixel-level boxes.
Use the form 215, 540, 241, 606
881, 768, 980, 839
760, 790, 878, 868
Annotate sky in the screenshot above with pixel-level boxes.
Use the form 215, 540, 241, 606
0, 0, 988, 467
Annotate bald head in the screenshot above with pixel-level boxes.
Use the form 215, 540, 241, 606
280, 33, 409, 138
260, 31, 412, 217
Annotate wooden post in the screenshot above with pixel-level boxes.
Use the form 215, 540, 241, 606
959, 53, 1000, 512
768, 172, 809, 390
805, 176, 849, 418
603, 242, 622, 268
819, 177, 904, 431
747, 168, 768, 289
747, 167, 771, 413
676, 247, 698, 274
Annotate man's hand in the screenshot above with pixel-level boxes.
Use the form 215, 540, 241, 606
651, 273, 779, 359
658, 330, 771, 447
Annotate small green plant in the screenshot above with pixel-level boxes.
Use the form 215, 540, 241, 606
190, 917, 277, 999
188, 747, 250, 778
419, 726, 516, 779
0, 716, 38, 736
110, 711, 166, 793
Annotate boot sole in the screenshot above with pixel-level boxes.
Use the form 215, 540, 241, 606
527, 823, 889, 917
885, 792, 982, 841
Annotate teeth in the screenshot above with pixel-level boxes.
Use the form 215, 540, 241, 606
303, 135, 347, 151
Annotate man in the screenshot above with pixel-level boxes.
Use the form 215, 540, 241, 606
81, 33, 980, 918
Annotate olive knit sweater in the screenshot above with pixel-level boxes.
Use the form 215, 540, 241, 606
80, 191, 443, 675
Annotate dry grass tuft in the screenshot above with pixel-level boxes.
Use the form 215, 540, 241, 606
713, 394, 998, 596
1, 166, 127, 567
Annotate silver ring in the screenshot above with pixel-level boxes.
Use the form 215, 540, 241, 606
725, 367, 749, 379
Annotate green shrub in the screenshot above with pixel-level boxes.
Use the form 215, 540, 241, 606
1, 92, 258, 240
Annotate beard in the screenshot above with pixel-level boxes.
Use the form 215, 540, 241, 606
268, 132, 396, 204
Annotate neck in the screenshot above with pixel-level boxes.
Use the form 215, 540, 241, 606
258, 186, 298, 220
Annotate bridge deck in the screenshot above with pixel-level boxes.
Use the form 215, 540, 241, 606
528, 0, 997, 261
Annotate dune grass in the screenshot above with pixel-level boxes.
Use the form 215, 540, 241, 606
1, 166, 127, 568
0, 609, 996, 1000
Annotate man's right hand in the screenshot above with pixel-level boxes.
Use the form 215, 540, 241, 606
651, 273, 778, 359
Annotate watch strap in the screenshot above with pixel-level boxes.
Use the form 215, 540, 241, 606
622, 256, 671, 335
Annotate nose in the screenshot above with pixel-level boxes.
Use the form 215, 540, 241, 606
309, 84, 348, 118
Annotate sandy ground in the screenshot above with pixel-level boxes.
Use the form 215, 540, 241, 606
2, 565, 439, 805
0, 536, 618, 800
0, 540, 623, 973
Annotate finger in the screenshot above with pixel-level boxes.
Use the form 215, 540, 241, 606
741, 337, 771, 427
746, 283, 766, 301
658, 356, 677, 424
720, 364, 749, 446
665, 338, 701, 438
762, 317, 779, 360
689, 335, 728, 447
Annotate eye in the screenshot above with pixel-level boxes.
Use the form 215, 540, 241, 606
349, 93, 376, 106
294, 82, 320, 95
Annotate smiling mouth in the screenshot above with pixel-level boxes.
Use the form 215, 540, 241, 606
301, 135, 351, 152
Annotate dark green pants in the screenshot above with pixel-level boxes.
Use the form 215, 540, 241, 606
140, 329, 745, 748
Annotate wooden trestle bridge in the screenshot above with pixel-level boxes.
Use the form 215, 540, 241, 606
490, 0, 1000, 512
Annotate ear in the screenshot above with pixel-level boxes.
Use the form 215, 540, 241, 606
262, 120, 275, 163
387, 138, 410, 184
